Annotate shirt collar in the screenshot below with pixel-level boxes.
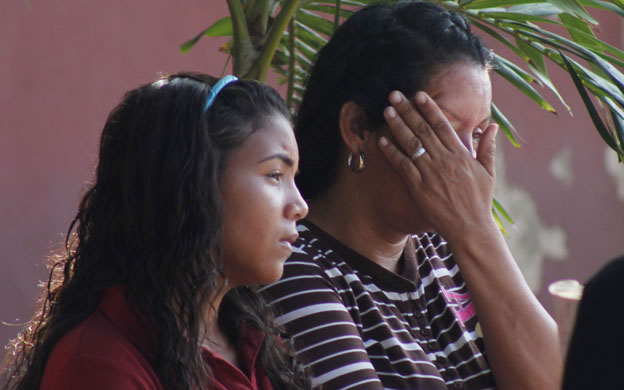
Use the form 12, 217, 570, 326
97, 285, 156, 359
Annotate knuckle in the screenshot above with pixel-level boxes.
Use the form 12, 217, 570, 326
433, 121, 452, 135
413, 122, 432, 138
406, 137, 422, 153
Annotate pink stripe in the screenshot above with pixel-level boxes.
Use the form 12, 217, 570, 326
441, 289, 476, 326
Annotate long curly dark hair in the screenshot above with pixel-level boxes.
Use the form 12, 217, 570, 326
2, 72, 310, 390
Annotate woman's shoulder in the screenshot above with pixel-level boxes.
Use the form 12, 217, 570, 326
41, 290, 161, 390
580, 255, 624, 308
586, 255, 624, 287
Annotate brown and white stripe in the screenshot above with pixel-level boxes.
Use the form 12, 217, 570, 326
262, 220, 496, 390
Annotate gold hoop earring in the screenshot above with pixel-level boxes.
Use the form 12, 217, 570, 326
348, 151, 365, 172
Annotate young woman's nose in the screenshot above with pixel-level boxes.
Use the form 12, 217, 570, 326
286, 185, 309, 221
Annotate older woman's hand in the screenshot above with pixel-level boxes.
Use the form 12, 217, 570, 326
378, 90, 499, 241
380, 91, 562, 390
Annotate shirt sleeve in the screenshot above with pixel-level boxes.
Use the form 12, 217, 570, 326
42, 353, 159, 390
264, 257, 384, 390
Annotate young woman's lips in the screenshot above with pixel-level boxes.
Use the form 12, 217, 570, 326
279, 233, 299, 251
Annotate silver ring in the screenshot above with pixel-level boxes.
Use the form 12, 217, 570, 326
411, 147, 426, 161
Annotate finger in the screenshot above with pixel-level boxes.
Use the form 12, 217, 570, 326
378, 136, 423, 186
383, 105, 430, 163
388, 91, 447, 156
412, 91, 466, 153
476, 123, 498, 177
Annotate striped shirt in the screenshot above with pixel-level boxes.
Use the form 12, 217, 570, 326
262, 221, 495, 390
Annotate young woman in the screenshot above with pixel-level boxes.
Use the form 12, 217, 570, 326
262, 2, 560, 389
2, 73, 310, 390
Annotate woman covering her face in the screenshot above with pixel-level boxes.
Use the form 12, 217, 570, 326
2, 73, 310, 390
262, 2, 561, 389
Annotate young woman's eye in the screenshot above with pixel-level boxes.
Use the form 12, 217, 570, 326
267, 172, 283, 182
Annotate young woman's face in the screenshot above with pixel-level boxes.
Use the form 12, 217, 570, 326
219, 113, 308, 287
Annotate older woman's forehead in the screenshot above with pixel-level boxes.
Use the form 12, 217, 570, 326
422, 64, 491, 121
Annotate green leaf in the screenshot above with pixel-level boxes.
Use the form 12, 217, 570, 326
332, 0, 342, 32
468, 18, 530, 62
559, 13, 601, 51
180, 17, 233, 53
499, 20, 624, 68
610, 108, 624, 155
306, 0, 366, 6
545, 0, 598, 23
507, 3, 562, 16
478, 11, 559, 23
515, 38, 546, 76
302, 3, 355, 19
494, 53, 535, 83
296, 9, 335, 37
600, 96, 624, 153
491, 103, 522, 148
579, 0, 624, 17
600, 95, 624, 123
512, 38, 572, 112
514, 25, 624, 73
492, 205, 511, 237
582, 49, 624, 95
197, 16, 233, 36
294, 39, 319, 61
493, 56, 557, 113
560, 52, 620, 150
464, 0, 537, 10
493, 198, 514, 224
272, 51, 289, 66
529, 62, 572, 113
565, 56, 624, 107
294, 20, 328, 50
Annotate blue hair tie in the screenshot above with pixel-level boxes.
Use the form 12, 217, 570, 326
204, 75, 238, 111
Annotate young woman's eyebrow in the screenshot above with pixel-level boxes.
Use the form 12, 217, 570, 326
257, 153, 294, 167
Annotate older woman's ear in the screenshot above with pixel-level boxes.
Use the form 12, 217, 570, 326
339, 101, 370, 153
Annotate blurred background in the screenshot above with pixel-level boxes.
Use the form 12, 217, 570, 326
2, 1, 623, 350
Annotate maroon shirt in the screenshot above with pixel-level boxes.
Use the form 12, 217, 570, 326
41, 286, 272, 390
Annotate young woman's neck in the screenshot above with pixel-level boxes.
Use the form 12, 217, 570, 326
201, 287, 239, 367
307, 179, 408, 273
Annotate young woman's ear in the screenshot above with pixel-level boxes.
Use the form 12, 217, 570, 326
339, 101, 371, 153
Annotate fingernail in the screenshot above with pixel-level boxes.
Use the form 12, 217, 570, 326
379, 136, 389, 147
389, 91, 402, 104
385, 106, 396, 118
415, 92, 426, 105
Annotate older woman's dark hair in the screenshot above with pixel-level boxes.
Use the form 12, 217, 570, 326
3, 73, 309, 390
296, 1, 491, 200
